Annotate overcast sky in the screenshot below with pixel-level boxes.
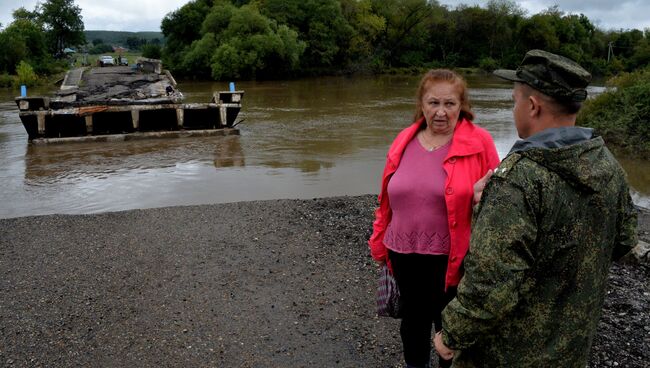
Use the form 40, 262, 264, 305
1, 0, 648, 32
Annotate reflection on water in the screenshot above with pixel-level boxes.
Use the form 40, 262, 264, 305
24, 135, 246, 181
0, 75, 647, 218
214, 135, 245, 168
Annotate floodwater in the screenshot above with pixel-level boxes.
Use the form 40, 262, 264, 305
1, 75, 648, 218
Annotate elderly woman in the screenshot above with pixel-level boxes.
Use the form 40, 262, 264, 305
369, 69, 499, 368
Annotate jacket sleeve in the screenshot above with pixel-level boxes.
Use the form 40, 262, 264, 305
368, 157, 393, 262
441, 177, 537, 349
479, 128, 500, 171
485, 138, 500, 170
612, 186, 638, 261
369, 207, 388, 261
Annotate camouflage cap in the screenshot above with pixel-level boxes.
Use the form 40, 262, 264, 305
494, 49, 592, 102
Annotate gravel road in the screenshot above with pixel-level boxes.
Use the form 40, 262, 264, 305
1, 195, 648, 367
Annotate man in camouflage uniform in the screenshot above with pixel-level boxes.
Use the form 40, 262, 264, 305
433, 49, 638, 367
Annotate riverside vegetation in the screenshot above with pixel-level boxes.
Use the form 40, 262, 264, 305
578, 66, 650, 157
159, 0, 650, 79
0, 0, 84, 87
3, 0, 650, 83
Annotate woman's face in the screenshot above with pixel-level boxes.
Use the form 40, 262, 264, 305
420, 81, 462, 135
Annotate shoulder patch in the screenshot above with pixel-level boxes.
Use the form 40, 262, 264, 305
493, 153, 523, 178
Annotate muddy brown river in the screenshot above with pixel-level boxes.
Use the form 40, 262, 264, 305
1, 75, 648, 218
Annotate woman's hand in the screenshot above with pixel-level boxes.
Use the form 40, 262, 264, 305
473, 169, 493, 205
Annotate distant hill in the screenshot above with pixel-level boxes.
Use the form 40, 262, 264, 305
84, 30, 165, 47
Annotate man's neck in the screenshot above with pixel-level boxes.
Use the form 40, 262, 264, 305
530, 113, 577, 137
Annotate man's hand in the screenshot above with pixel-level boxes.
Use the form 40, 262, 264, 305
434, 331, 454, 360
473, 169, 494, 205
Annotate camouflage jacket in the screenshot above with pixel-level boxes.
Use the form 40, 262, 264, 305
441, 127, 638, 368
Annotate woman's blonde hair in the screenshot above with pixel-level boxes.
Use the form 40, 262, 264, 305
413, 69, 474, 123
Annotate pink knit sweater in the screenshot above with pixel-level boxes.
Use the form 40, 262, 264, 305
383, 138, 451, 255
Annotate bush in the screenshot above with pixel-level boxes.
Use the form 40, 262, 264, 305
478, 57, 498, 72
142, 44, 162, 59
0, 73, 14, 88
15, 61, 39, 87
399, 51, 426, 67
443, 53, 461, 67
577, 66, 650, 155
88, 43, 114, 54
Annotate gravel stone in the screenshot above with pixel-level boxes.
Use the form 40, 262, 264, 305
0, 195, 647, 367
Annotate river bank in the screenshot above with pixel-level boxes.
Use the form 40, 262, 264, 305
1, 195, 648, 367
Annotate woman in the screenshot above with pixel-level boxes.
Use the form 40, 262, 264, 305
368, 69, 499, 368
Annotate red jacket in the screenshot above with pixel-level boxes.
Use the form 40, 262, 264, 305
369, 118, 500, 288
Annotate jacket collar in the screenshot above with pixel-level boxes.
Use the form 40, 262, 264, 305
509, 126, 594, 154
388, 118, 484, 165
448, 118, 486, 158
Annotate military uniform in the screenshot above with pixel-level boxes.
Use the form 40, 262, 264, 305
439, 50, 638, 367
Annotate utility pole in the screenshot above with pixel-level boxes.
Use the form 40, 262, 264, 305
607, 41, 614, 63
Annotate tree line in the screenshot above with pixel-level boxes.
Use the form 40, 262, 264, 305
161, 0, 650, 80
85, 30, 164, 54
2, 0, 650, 85
87, 37, 161, 55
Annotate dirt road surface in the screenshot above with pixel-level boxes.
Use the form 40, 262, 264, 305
1, 195, 648, 367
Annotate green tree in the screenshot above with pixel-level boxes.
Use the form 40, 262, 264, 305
163, 1, 306, 80
340, 0, 386, 64
628, 36, 650, 70
161, 0, 215, 72
449, 5, 494, 66
155, 0, 650, 80
578, 66, 650, 154
0, 30, 27, 74
518, 11, 560, 53
126, 36, 141, 50
39, 0, 85, 57
15, 60, 39, 86
0, 15, 51, 75
485, 0, 524, 65
12, 7, 40, 22
207, 4, 306, 79
425, 6, 457, 66
182, 34, 219, 78
607, 29, 646, 71
142, 44, 162, 59
371, 0, 440, 67
261, 0, 353, 69
201, 1, 236, 34
88, 43, 113, 54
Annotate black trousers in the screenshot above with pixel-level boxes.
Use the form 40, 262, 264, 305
389, 250, 457, 368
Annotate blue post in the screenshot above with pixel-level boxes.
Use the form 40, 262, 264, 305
20, 85, 27, 97
229, 82, 235, 92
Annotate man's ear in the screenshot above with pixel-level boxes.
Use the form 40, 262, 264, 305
528, 94, 541, 118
